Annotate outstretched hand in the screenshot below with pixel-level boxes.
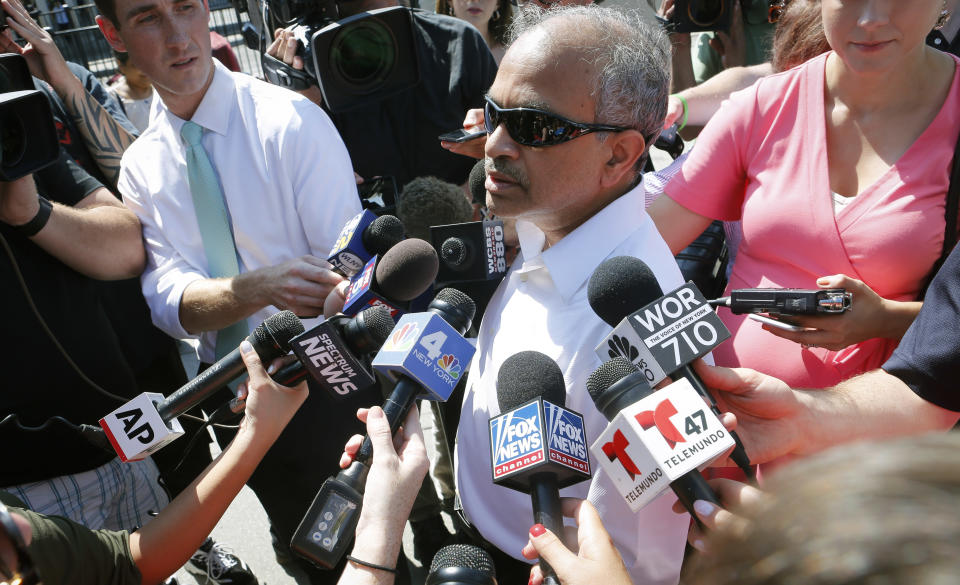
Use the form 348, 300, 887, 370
670, 478, 765, 553
440, 108, 487, 159
521, 499, 632, 585
0, 0, 77, 94
693, 360, 805, 466
758, 274, 914, 350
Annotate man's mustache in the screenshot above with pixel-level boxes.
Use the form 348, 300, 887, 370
485, 157, 530, 190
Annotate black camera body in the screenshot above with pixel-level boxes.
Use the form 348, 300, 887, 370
261, 0, 420, 114
669, 0, 735, 33
0, 54, 59, 181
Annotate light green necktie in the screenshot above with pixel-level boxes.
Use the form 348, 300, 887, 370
181, 120, 248, 360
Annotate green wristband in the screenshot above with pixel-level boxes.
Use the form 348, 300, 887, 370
672, 94, 690, 131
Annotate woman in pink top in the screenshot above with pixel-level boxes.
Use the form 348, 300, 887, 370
650, 1, 960, 389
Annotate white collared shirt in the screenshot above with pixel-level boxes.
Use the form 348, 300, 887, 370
119, 61, 361, 363
455, 180, 690, 585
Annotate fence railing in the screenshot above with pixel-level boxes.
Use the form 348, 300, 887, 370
42, 2, 263, 83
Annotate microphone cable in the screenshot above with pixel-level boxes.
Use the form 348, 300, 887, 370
0, 230, 240, 431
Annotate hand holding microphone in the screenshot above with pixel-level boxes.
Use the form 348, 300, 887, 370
337, 405, 429, 579
587, 256, 754, 479
100, 311, 305, 462
587, 358, 726, 526
669, 477, 763, 554
290, 288, 476, 568
489, 351, 592, 585
522, 499, 632, 585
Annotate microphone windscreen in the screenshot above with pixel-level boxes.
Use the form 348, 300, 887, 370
587, 256, 663, 326
375, 238, 439, 301
428, 544, 496, 579
496, 350, 566, 411
586, 357, 638, 402
251, 310, 305, 359
361, 304, 397, 346
362, 214, 404, 256
468, 160, 487, 205
397, 176, 474, 240
440, 237, 469, 267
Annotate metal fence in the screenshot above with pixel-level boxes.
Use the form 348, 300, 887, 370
40, 1, 263, 83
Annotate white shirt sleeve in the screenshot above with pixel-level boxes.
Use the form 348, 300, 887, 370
119, 160, 205, 340
283, 100, 362, 257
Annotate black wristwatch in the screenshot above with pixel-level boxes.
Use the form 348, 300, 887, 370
12, 195, 53, 237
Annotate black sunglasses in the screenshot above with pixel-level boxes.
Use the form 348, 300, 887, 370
0, 503, 38, 585
484, 97, 632, 147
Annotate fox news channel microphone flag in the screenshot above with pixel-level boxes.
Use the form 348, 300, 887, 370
489, 399, 591, 490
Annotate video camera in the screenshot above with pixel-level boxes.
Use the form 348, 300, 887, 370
659, 0, 735, 33
259, 0, 420, 113
0, 54, 59, 181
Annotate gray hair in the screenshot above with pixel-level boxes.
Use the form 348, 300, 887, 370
508, 5, 670, 173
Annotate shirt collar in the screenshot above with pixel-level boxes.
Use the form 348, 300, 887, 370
189, 60, 235, 136
514, 177, 649, 303
158, 59, 235, 137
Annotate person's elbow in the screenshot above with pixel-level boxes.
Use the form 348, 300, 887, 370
94, 210, 147, 279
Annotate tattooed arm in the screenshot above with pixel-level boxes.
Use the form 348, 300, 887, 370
0, 0, 135, 188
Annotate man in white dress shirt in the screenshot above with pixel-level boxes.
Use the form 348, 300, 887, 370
454, 6, 690, 584
94, 0, 364, 581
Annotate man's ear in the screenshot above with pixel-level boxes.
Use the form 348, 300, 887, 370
96, 14, 126, 52
600, 130, 646, 188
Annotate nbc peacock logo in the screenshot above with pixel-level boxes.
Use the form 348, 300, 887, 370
382, 322, 420, 352
437, 354, 461, 379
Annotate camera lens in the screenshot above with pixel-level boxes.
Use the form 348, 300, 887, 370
330, 19, 396, 93
687, 0, 724, 25
0, 107, 26, 169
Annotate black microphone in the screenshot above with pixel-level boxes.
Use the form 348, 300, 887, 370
396, 176, 474, 241
431, 220, 508, 286
426, 544, 498, 585
327, 210, 405, 276
492, 351, 590, 585
156, 311, 304, 421
271, 304, 396, 399
290, 288, 477, 569
469, 159, 487, 207
587, 357, 721, 527
342, 237, 440, 317
587, 256, 754, 480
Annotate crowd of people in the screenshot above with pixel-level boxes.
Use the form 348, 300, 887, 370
3, 0, 960, 584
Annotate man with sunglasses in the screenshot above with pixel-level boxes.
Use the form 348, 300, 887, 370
454, 6, 690, 585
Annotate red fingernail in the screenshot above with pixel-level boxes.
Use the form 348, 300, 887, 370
529, 524, 546, 537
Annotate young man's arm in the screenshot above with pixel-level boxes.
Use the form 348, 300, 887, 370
129, 342, 308, 584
